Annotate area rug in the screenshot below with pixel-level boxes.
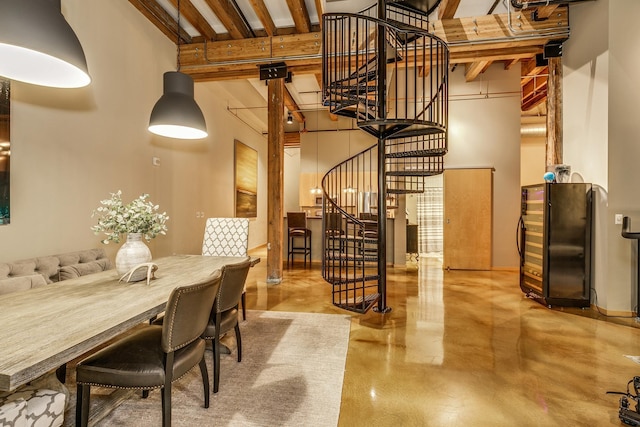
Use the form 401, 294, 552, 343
63, 310, 352, 426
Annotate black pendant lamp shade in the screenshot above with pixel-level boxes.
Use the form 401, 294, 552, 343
148, 71, 208, 140
0, 0, 90, 88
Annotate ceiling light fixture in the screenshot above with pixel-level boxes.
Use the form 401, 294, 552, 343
0, 0, 90, 88
148, 0, 207, 140
287, 112, 293, 125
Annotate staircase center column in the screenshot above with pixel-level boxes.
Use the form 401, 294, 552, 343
374, 0, 391, 313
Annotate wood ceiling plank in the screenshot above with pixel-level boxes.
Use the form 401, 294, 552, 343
167, 0, 217, 41
438, 0, 461, 20
286, 0, 312, 33
202, 0, 253, 39
247, 0, 277, 36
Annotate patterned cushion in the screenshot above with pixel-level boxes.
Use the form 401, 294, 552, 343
202, 218, 249, 257
0, 397, 27, 427
0, 388, 65, 427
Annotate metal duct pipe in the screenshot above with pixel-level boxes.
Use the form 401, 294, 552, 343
511, 0, 595, 8
521, 122, 547, 137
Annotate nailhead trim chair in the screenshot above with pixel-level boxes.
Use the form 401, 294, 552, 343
75, 272, 222, 427
202, 217, 249, 320
202, 257, 251, 394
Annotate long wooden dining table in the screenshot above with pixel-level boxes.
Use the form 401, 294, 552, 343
0, 254, 249, 392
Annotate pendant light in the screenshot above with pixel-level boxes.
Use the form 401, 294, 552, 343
0, 0, 90, 88
148, 0, 207, 140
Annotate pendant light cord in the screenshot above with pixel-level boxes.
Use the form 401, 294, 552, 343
177, 0, 181, 71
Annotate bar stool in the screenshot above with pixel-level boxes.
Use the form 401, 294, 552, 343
287, 212, 311, 267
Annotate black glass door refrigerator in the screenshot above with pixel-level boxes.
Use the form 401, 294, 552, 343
519, 183, 593, 307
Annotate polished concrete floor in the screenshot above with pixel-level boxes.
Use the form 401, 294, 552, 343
245, 248, 640, 426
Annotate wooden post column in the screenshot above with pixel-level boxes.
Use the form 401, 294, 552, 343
546, 56, 563, 167
266, 78, 284, 284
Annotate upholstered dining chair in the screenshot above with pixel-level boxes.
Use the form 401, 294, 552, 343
202, 217, 249, 320
75, 272, 222, 427
202, 257, 251, 394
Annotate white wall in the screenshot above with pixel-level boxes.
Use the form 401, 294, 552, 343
563, 0, 640, 313
446, 63, 522, 268
0, 0, 268, 262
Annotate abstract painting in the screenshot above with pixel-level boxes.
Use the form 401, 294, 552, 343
235, 140, 257, 218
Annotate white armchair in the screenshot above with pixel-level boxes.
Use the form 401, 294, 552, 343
202, 218, 250, 320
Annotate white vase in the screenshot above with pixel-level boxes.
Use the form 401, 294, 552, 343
115, 233, 152, 281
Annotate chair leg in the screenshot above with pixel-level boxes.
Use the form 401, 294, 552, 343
235, 323, 242, 362
198, 357, 210, 408
76, 384, 90, 427
213, 336, 221, 394
161, 383, 172, 427
241, 292, 246, 321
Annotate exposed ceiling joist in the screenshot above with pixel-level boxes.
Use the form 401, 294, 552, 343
202, 0, 254, 39
284, 87, 306, 123
128, 0, 191, 44
438, 0, 461, 20
286, 0, 312, 33
465, 60, 491, 81
247, 0, 277, 36
179, 9, 568, 81
167, 0, 217, 41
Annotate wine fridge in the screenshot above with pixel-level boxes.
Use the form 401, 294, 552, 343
519, 183, 593, 307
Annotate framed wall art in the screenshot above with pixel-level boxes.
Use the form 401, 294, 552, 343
234, 140, 257, 218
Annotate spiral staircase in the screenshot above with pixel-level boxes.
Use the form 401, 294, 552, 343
321, 0, 449, 313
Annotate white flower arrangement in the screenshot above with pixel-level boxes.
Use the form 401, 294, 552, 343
91, 190, 169, 244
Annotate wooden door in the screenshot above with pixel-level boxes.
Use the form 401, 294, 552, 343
443, 168, 493, 270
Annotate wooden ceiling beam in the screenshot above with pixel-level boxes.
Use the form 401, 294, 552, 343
438, 0, 461, 20
166, 0, 217, 41
128, 0, 191, 44
178, 8, 569, 81
433, 7, 568, 45
465, 60, 490, 82
314, 0, 325, 29
284, 132, 301, 147
202, 0, 253, 40
284, 87, 306, 123
536, 5, 560, 20
503, 58, 519, 70
286, 0, 312, 33
247, 0, 277, 36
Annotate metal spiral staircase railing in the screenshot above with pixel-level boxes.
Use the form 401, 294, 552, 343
321, 1, 449, 313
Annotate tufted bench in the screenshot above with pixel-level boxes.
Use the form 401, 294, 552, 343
0, 248, 113, 426
0, 248, 112, 295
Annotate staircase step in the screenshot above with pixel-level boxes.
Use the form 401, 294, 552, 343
326, 253, 379, 263
388, 189, 426, 194
334, 292, 380, 314
386, 170, 443, 177
327, 274, 380, 285
385, 148, 447, 158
